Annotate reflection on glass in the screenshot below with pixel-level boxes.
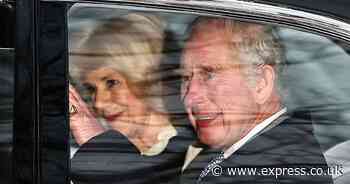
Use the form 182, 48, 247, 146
69, 3, 350, 184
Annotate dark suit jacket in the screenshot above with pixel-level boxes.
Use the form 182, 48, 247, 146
181, 112, 334, 184
71, 126, 195, 184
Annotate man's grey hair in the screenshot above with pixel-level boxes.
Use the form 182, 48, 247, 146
190, 17, 286, 98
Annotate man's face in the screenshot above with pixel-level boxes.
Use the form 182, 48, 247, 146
181, 29, 260, 149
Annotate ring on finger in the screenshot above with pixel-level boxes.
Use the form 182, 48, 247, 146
70, 105, 78, 115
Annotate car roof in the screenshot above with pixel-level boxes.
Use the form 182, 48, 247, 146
259, 0, 350, 21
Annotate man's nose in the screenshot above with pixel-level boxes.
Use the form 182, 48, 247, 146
183, 77, 205, 106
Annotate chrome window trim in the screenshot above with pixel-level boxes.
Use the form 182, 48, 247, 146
44, 0, 350, 42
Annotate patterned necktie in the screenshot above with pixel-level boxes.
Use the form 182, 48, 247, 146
197, 151, 225, 183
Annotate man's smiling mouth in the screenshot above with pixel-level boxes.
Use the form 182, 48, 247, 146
193, 113, 220, 127
195, 114, 216, 121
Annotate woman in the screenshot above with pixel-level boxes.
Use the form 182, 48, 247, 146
69, 14, 193, 184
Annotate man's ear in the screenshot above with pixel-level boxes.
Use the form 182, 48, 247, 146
253, 65, 275, 105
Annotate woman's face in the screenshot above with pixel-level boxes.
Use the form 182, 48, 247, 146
83, 67, 148, 134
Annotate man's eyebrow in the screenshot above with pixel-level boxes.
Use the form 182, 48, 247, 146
210, 64, 240, 71
195, 66, 211, 72
198, 64, 227, 71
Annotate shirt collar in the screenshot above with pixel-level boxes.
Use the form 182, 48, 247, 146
223, 107, 287, 159
141, 114, 177, 156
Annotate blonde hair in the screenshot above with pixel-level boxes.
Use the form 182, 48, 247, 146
69, 13, 166, 112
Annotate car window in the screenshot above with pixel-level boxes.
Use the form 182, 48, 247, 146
68, 3, 350, 183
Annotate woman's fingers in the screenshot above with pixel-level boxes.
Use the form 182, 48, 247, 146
69, 84, 105, 145
69, 85, 80, 115
69, 84, 82, 103
69, 85, 98, 127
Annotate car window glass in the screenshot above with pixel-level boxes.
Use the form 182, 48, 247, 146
68, 3, 350, 183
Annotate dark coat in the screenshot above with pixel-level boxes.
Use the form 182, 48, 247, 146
181, 113, 334, 184
71, 126, 195, 184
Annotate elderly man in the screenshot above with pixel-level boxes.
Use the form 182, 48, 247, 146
180, 17, 333, 183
